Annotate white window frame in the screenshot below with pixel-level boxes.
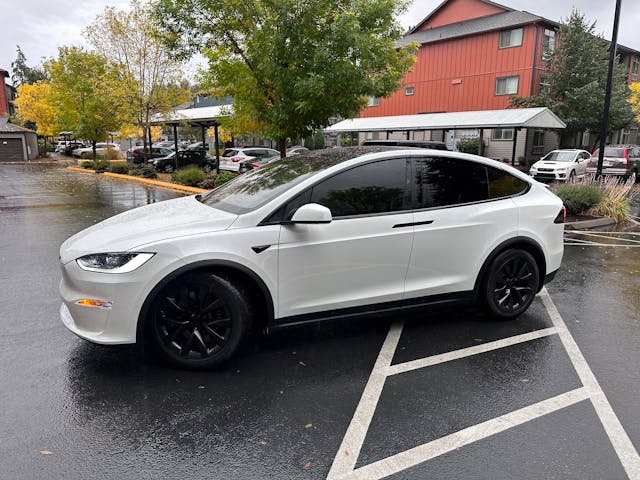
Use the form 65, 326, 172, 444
495, 76, 519, 96
543, 28, 556, 61
367, 96, 380, 107
405, 87, 414, 96
539, 76, 550, 94
499, 28, 523, 49
492, 129, 514, 141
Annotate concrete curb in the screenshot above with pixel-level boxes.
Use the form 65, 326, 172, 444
565, 217, 616, 230
66, 166, 208, 194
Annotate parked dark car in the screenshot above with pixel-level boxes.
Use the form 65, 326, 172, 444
151, 149, 216, 173
361, 139, 449, 150
586, 145, 640, 183
127, 146, 174, 164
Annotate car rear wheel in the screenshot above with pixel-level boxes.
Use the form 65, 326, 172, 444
163, 164, 175, 173
149, 273, 251, 369
481, 249, 539, 320
203, 163, 213, 173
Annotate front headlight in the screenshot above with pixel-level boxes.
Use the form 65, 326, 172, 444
76, 253, 154, 273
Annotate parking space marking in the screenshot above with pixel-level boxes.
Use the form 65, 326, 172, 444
346, 388, 590, 480
539, 288, 640, 479
328, 290, 640, 480
385, 327, 557, 376
327, 322, 404, 479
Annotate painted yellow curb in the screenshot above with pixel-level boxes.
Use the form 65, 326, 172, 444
103, 172, 208, 194
66, 166, 208, 194
67, 166, 97, 173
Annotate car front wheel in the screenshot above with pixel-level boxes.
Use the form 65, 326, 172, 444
481, 249, 539, 320
149, 272, 251, 370
163, 164, 175, 173
203, 163, 213, 173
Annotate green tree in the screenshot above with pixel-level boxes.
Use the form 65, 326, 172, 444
11, 45, 48, 87
510, 9, 634, 147
84, 0, 190, 162
154, 0, 417, 157
48, 47, 129, 159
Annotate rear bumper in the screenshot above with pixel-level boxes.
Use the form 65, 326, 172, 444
585, 167, 628, 176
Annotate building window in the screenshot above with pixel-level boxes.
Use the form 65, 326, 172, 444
539, 76, 550, 94
532, 129, 545, 155
542, 28, 556, 61
632, 59, 639, 81
492, 129, 514, 141
499, 28, 523, 49
495, 76, 519, 96
367, 96, 380, 107
405, 87, 414, 96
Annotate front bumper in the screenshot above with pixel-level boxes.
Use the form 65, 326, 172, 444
530, 171, 569, 182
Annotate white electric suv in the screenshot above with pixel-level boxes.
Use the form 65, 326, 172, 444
60, 147, 565, 369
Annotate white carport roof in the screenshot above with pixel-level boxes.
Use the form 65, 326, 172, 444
325, 107, 565, 132
150, 104, 233, 125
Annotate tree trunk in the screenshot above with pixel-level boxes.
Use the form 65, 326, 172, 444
92, 140, 97, 160
278, 138, 286, 158
142, 127, 148, 164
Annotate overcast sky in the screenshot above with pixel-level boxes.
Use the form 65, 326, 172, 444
1, 0, 638, 84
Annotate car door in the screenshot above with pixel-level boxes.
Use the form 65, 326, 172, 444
276, 157, 414, 320
405, 156, 522, 299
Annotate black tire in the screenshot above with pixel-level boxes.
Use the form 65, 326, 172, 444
149, 272, 251, 369
481, 249, 539, 320
163, 163, 175, 173
203, 163, 213, 173
568, 170, 576, 183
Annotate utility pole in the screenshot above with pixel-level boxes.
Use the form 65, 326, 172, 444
596, 0, 623, 179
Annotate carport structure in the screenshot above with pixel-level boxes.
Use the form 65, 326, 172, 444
150, 104, 232, 172
325, 107, 566, 164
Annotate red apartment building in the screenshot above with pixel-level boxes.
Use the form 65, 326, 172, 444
357, 0, 640, 161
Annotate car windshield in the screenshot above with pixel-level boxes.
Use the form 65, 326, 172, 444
542, 151, 576, 162
200, 147, 392, 214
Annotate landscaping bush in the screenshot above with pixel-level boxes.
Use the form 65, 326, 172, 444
80, 161, 94, 169
129, 165, 158, 178
214, 172, 237, 187
554, 184, 603, 215
109, 162, 130, 174
103, 147, 122, 160
586, 176, 636, 222
173, 167, 205, 186
456, 137, 483, 154
92, 159, 110, 171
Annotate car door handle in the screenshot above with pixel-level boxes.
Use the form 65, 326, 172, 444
392, 220, 434, 228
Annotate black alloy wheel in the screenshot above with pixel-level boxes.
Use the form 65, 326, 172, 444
203, 163, 213, 173
482, 249, 539, 320
163, 163, 175, 173
150, 273, 251, 369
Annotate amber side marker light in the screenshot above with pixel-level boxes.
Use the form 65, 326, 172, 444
75, 299, 113, 309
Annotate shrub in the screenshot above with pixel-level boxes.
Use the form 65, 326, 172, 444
554, 184, 603, 215
102, 147, 121, 160
214, 172, 237, 187
585, 176, 636, 222
303, 131, 325, 150
109, 162, 130, 174
174, 167, 205, 186
129, 165, 158, 178
456, 137, 483, 154
93, 159, 110, 171
80, 161, 94, 169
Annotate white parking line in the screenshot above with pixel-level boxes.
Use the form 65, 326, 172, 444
328, 291, 640, 480
385, 327, 557, 376
539, 288, 640, 479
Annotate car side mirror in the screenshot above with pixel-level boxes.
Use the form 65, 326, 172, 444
290, 203, 332, 224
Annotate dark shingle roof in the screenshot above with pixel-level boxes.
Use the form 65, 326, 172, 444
0, 116, 36, 134
398, 10, 553, 47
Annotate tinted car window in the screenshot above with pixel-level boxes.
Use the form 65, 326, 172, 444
310, 158, 409, 217
412, 157, 488, 209
487, 166, 529, 198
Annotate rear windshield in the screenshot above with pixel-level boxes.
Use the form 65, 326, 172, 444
222, 149, 240, 157
592, 148, 626, 158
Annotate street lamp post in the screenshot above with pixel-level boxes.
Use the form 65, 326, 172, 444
596, 0, 623, 179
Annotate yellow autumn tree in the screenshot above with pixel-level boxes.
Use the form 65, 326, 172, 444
14, 81, 58, 139
630, 83, 640, 121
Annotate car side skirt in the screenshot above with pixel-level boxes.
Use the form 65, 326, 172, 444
270, 291, 474, 329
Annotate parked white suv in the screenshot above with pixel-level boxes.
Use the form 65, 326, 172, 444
59, 147, 565, 369
219, 147, 279, 172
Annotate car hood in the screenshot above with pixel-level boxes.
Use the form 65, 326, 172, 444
60, 195, 237, 264
531, 160, 572, 170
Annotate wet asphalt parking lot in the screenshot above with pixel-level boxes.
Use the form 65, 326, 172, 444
1, 163, 639, 479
